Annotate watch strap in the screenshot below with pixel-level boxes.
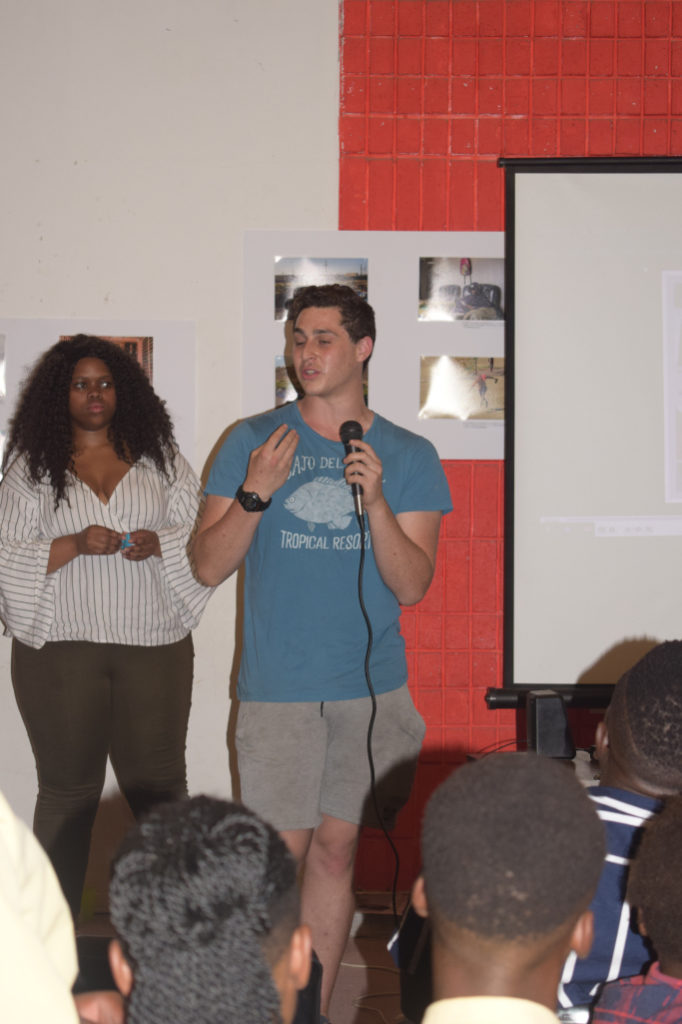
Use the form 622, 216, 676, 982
236, 484, 272, 512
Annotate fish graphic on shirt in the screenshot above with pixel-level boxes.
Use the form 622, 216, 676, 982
284, 477, 354, 531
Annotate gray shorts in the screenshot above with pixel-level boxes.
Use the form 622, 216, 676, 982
235, 684, 426, 832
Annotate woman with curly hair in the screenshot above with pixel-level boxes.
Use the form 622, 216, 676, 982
0, 334, 212, 920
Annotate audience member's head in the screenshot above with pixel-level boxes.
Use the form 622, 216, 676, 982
628, 794, 682, 977
108, 796, 311, 1024
596, 641, 682, 797
413, 753, 605, 1009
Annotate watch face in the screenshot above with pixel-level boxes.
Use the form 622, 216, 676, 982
242, 491, 260, 511
237, 486, 269, 512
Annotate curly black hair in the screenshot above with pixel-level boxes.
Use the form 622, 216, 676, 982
422, 753, 605, 942
607, 641, 682, 794
109, 796, 300, 1024
3, 335, 176, 506
628, 795, 682, 965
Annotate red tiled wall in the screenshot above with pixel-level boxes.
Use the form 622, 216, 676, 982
344, 0, 682, 888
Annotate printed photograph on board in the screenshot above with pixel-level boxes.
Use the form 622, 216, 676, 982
419, 257, 505, 322
274, 256, 368, 321
275, 354, 299, 407
419, 356, 505, 420
61, 335, 154, 381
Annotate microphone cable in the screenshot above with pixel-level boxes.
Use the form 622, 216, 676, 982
352, 502, 402, 928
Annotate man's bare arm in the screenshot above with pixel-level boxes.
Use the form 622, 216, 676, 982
342, 437, 442, 605
367, 505, 442, 606
192, 423, 298, 586
192, 494, 257, 586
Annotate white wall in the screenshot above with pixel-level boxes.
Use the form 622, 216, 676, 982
0, 0, 339, 826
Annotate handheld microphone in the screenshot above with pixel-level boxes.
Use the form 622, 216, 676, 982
340, 420, 364, 518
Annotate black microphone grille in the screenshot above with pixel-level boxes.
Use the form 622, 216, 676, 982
339, 420, 363, 445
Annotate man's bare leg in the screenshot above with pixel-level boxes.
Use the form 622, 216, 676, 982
282, 826, 314, 864
282, 814, 360, 1016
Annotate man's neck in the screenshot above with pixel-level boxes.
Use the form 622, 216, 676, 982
431, 939, 563, 1012
659, 957, 682, 981
598, 763, 666, 800
298, 394, 373, 441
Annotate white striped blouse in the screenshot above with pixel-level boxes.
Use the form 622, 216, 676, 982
0, 451, 213, 649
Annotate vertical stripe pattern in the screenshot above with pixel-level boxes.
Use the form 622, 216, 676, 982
0, 452, 212, 648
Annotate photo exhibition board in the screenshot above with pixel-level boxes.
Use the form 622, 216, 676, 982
506, 162, 682, 689
0, 319, 196, 472
244, 231, 505, 460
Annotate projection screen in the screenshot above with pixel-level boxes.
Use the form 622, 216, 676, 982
503, 158, 682, 694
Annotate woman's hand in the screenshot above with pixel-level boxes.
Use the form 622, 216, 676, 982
121, 530, 161, 561
48, 527, 122, 573
47, 527, 160, 574
75, 525, 124, 556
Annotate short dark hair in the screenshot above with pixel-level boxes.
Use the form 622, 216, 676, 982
109, 797, 299, 1024
607, 641, 682, 794
628, 795, 682, 963
288, 284, 376, 346
422, 753, 605, 942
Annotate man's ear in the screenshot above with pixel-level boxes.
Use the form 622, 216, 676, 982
355, 336, 373, 364
273, 925, 313, 1024
108, 938, 134, 997
595, 719, 609, 762
412, 875, 429, 919
570, 909, 594, 960
288, 924, 313, 992
636, 910, 648, 939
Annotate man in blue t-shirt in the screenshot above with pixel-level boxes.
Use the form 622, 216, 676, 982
193, 284, 451, 1015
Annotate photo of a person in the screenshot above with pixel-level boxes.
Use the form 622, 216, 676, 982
419, 356, 505, 420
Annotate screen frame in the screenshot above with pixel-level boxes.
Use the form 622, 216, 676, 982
487, 156, 682, 710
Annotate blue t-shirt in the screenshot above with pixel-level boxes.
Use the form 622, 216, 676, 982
206, 403, 452, 702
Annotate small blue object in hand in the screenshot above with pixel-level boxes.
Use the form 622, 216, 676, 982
120, 532, 133, 550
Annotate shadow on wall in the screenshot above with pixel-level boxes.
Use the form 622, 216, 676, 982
577, 637, 660, 687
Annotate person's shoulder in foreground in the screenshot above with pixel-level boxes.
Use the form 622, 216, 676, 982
0, 787, 92, 1024
412, 752, 605, 1024
592, 795, 682, 1024
107, 795, 312, 1024
593, 965, 682, 1024
559, 640, 682, 1009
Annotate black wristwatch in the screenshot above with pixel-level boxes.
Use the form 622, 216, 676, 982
236, 484, 272, 512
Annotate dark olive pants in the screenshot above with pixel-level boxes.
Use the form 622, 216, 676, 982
12, 635, 193, 919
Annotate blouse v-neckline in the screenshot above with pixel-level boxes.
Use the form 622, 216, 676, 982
71, 462, 134, 506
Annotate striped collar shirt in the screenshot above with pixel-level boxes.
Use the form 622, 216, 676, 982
558, 786, 661, 1010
